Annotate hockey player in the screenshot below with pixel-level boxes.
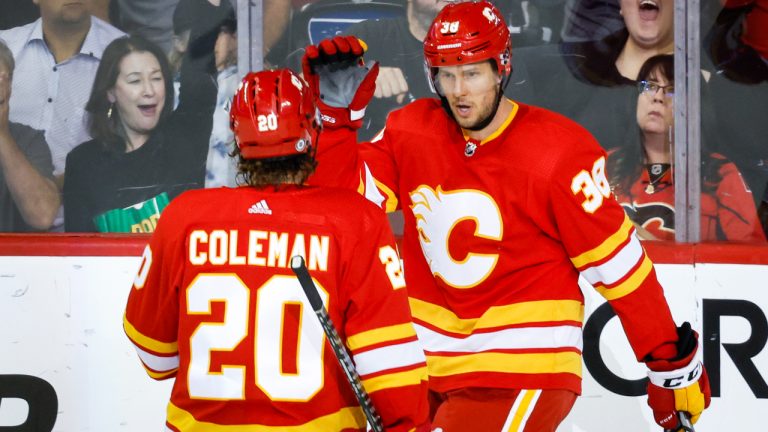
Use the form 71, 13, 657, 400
123, 69, 430, 432
301, 1, 711, 431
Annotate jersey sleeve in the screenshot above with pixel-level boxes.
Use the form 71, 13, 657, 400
358, 127, 401, 212
714, 161, 766, 242
309, 127, 363, 190
312, 114, 402, 212
340, 204, 429, 431
539, 126, 678, 361
123, 201, 186, 380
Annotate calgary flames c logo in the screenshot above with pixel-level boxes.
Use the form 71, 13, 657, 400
410, 185, 503, 289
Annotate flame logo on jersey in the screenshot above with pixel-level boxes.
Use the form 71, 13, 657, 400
621, 202, 675, 233
410, 185, 502, 289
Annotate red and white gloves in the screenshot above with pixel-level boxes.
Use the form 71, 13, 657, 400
301, 35, 379, 130
646, 322, 711, 431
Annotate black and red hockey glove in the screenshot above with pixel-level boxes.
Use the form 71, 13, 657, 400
301, 35, 379, 130
645, 322, 711, 431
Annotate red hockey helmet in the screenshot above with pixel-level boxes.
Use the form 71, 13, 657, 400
423, 1, 512, 91
229, 69, 321, 159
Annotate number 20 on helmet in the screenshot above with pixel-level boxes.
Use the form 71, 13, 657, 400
229, 69, 322, 159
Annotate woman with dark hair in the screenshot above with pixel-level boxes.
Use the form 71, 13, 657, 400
63, 35, 214, 232
607, 54, 765, 242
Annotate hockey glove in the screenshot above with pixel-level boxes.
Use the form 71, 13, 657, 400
302, 35, 379, 130
646, 322, 711, 431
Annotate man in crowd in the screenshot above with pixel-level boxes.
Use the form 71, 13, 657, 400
0, 0, 124, 192
0, 38, 59, 232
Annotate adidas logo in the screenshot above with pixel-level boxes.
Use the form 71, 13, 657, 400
248, 200, 272, 215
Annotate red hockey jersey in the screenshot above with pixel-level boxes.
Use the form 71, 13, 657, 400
123, 185, 429, 431
338, 98, 679, 394
612, 156, 766, 242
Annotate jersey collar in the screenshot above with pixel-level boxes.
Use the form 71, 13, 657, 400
461, 99, 519, 147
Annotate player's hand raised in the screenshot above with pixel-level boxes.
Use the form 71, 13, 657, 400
301, 35, 379, 130
645, 322, 711, 431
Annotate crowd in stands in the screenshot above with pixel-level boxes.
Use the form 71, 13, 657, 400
0, 0, 765, 241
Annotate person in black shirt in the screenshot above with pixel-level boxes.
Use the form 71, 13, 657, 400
63, 35, 214, 233
344, 0, 449, 140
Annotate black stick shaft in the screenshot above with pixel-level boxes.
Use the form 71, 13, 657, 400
663, 412, 695, 432
290, 255, 384, 432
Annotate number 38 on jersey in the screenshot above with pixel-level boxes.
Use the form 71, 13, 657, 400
571, 156, 611, 213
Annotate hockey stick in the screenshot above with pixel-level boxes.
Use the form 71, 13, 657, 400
663, 412, 694, 432
290, 255, 384, 432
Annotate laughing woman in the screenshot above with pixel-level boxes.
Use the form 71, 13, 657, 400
63, 35, 214, 232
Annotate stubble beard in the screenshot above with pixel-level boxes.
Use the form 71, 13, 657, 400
451, 85, 500, 131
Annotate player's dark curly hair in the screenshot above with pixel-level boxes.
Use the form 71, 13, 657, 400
232, 146, 317, 188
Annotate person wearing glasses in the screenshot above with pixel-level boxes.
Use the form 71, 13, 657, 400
607, 54, 765, 242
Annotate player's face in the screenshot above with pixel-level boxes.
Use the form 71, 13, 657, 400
109, 51, 166, 147
435, 61, 500, 130
34, 0, 91, 26
636, 68, 674, 136
620, 0, 674, 48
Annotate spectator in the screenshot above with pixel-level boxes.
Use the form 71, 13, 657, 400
168, 0, 195, 110
344, 0, 448, 141
509, 0, 674, 150
608, 54, 765, 242
263, 0, 321, 68
0, 38, 59, 232
204, 6, 239, 188
708, 0, 768, 77
63, 35, 213, 233
263, 0, 293, 61
560, 0, 623, 43
0, 0, 124, 188
168, 0, 235, 110
705, 0, 768, 208
123, 68, 430, 431
109, 0, 179, 54
0, 0, 112, 27
503, 0, 568, 46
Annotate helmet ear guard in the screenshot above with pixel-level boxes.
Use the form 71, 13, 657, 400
229, 69, 321, 160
